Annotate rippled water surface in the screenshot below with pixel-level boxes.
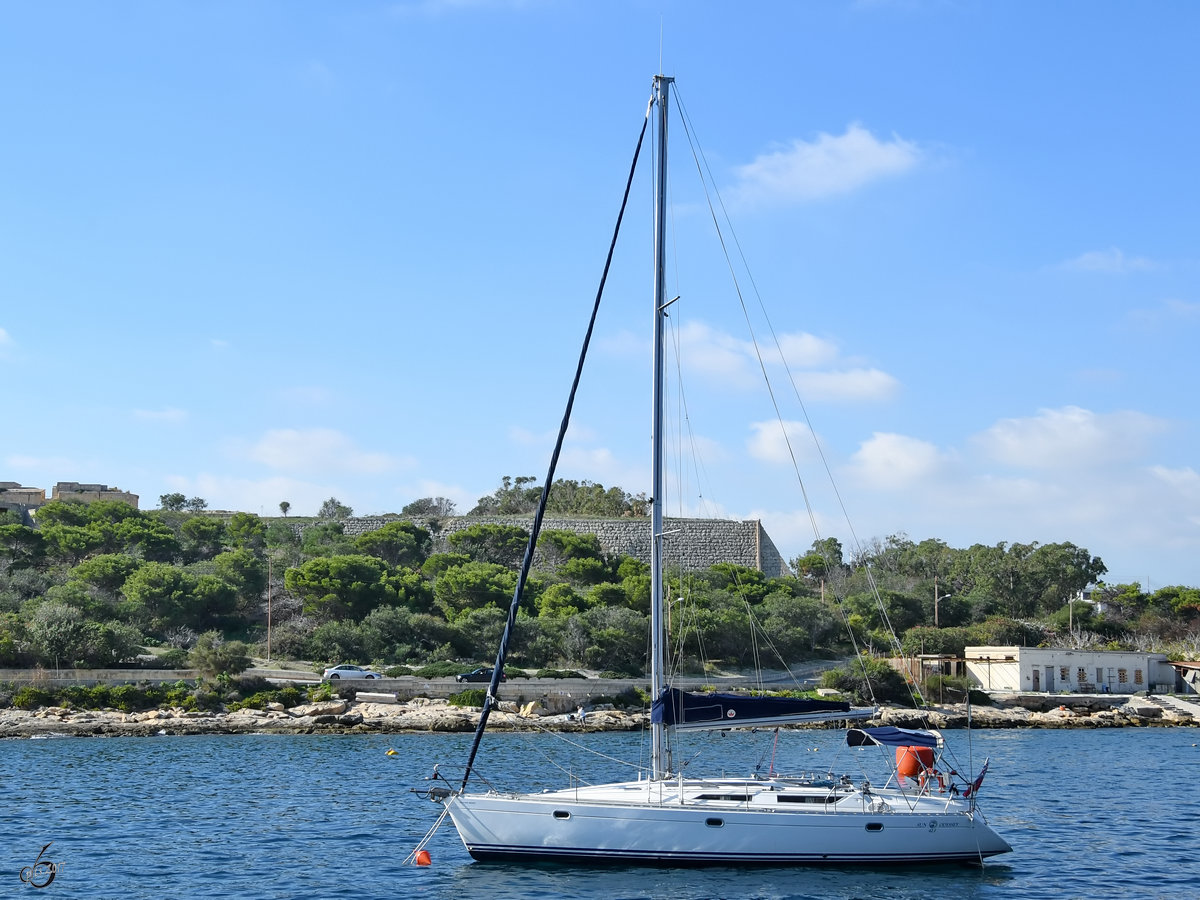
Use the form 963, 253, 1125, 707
5, 726, 1198, 898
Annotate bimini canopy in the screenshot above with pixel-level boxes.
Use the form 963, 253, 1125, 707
846, 726, 941, 749
652, 688, 868, 732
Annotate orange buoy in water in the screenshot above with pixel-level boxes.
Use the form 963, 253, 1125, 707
415, 850, 432, 866
896, 745, 935, 779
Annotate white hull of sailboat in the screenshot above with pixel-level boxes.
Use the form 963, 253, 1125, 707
446, 778, 1011, 865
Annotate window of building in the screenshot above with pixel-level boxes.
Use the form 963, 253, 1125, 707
1134, 669, 1143, 685
1060, 666, 1069, 681
1118, 668, 1128, 684
1077, 668, 1088, 685
1096, 668, 1103, 684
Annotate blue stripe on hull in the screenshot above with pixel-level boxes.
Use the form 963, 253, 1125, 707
464, 845, 1003, 866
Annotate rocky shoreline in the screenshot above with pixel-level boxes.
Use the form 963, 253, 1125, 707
1, 693, 1195, 739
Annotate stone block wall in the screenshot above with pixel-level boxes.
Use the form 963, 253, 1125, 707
337, 514, 789, 577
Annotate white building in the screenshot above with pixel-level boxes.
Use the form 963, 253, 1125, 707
964, 646, 1174, 694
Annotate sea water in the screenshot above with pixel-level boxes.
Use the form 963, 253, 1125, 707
4, 726, 1198, 899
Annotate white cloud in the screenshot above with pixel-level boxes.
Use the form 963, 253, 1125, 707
775, 331, 840, 367
747, 420, 820, 465
1059, 247, 1154, 273
793, 368, 899, 402
975, 406, 1168, 470
673, 320, 897, 401
1129, 298, 1200, 328
847, 432, 950, 490
732, 123, 921, 206
133, 407, 188, 423
245, 428, 409, 475
1149, 465, 1200, 492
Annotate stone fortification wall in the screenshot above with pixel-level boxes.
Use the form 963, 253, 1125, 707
338, 514, 789, 577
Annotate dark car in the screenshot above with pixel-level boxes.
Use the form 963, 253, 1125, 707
456, 666, 506, 684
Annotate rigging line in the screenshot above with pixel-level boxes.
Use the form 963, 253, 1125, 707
672, 87, 823, 544
675, 89, 883, 598
458, 93, 654, 793
673, 89, 922, 713
513, 719, 652, 780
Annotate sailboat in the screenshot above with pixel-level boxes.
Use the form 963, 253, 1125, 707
431, 75, 1012, 865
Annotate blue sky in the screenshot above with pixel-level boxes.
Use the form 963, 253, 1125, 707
2, 1, 1197, 589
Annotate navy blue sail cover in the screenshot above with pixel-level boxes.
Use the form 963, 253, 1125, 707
845, 726, 939, 749
652, 688, 850, 726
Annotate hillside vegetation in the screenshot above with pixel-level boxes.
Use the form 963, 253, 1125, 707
1, 481, 1197, 678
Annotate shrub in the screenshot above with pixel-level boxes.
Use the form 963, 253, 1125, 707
448, 688, 486, 708
308, 682, 334, 702
384, 665, 414, 677
109, 684, 146, 712
821, 656, 916, 707
156, 648, 190, 669
413, 661, 468, 678
12, 686, 54, 710
534, 668, 585, 679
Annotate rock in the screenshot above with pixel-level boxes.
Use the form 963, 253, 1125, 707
290, 700, 347, 718
1119, 702, 1162, 718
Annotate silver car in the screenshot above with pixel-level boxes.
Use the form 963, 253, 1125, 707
322, 664, 382, 680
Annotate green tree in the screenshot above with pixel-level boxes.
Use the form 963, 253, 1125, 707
432, 561, 518, 621
114, 518, 177, 561
318, 497, 353, 519
0, 524, 46, 572
227, 512, 266, 550
536, 582, 585, 618
26, 601, 92, 667
72, 553, 143, 595
181, 516, 226, 560
448, 522, 530, 568
213, 549, 267, 613
41, 523, 111, 564
401, 496, 457, 517
470, 475, 542, 515
121, 562, 193, 629
300, 521, 353, 557
284, 554, 396, 621
354, 521, 432, 568
279, 501, 291, 517
189, 631, 250, 677
159, 493, 187, 511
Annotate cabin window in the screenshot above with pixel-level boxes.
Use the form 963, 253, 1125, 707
705, 818, 724, 828
1134, 669, 1144, 685
553, 810, 571, 820
1118, 668, 1128, 684
865, 823, 884, 832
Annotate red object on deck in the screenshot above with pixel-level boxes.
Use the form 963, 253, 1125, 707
895, 745, 935, 778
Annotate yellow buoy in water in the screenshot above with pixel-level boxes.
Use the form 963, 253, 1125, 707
386, 748, 398, 756
415, 850, 432, 866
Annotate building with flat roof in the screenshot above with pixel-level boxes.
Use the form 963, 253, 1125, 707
965, 646, 1174, 694
50, 482, 139, 508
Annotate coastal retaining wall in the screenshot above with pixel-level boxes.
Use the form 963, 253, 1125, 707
330, 514, 789, 577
